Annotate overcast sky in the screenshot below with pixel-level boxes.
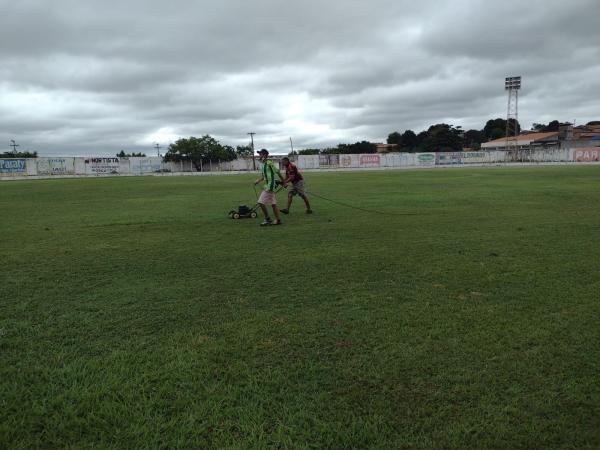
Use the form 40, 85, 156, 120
1, 0, 599, 156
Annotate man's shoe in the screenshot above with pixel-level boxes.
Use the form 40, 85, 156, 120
260, 219, 272, 226
306, 209, 313, 214
273, 220, 282, 225
280, 209, 289, 215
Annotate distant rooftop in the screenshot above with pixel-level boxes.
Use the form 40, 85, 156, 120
481, 132, 559, 148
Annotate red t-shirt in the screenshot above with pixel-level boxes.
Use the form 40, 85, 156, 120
285, 163, 304, 184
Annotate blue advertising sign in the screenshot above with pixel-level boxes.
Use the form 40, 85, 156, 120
0, 159, 26, 173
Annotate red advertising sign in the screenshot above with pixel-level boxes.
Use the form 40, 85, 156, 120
359, 154, 380, 167
573, 148, 600, 162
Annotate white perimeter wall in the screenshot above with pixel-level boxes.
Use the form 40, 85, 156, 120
1, 148, 599, 179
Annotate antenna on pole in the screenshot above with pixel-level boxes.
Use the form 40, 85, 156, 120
10, 139, 20, 154
154, 143, 162, 157
248, 132, 256, 170
289, 137, 295, 156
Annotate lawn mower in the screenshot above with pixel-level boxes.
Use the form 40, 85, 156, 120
228, 182, 285, 220
228, 204, 259, 220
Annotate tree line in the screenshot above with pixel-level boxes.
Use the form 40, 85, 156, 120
298, 119, 600, 155
4, 120, 598, 162
0, 150, 38, 158
383, 119, 519, 154
383, 119, 600, 153
295, 119, 515, 155
5, 119, 597, 164
161, 118, 598, 167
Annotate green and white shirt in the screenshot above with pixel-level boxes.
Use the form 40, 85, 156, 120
260, 160, 280, 192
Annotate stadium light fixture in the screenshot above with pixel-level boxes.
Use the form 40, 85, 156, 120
505, 76, 521, 90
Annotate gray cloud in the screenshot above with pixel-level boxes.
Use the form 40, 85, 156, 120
1, 0, 599, 155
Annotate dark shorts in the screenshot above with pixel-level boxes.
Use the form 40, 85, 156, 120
289, 180, 306, 197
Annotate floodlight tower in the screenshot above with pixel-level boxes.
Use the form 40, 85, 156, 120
505, 76, 521, 160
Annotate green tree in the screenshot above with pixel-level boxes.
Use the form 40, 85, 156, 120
117, 150, 146, 157
401, 130, 418, 152
337, 141, 377, 154
483, 118, 521, 141
587, 121, 600, 126
508, 118, 521, 135
235, 145, 253, 157
1, 150, 38, 158
353, 141, 377, 154
463, 129, 485, 149
415, 131, 428, 151
421, 124, 463, 152
320, 147, 341, 155
297, 149, 320, 155
222, 145, 236, 161
483, 118, 507, 141
387, 132, 402, 145
164, 135, 236, 170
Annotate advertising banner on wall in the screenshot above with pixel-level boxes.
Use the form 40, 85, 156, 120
129, 157, 162, 174
319, 154, 339, 168
340, 155, 355, 168
573, 148, 600, 162
384, 153, 414, 167
436, 152, 463, 165
297, 155, 319, 169
416, 153, 436, 166
461, 152, 487, 164
359, 154, 381, 167
0, 159, 26, 174
37, 158, 75, 175
84, 157, 121, 174
139, 158, 162, 173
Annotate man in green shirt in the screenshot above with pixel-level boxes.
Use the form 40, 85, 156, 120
254, 149, 284, 226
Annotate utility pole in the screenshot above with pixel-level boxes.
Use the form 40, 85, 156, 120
154, 143, 161, 157
10, 140, 19, 153
248, 132, 256, 170
289, 137, 295, 157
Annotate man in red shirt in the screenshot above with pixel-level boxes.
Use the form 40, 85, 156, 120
280, 157, 313, 215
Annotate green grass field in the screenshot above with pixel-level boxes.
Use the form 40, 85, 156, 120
2, 166, 600, 449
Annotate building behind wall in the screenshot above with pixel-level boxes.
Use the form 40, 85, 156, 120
481, 131, 560, 151
561, 123, 600, 149
481, 123, 600, 152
